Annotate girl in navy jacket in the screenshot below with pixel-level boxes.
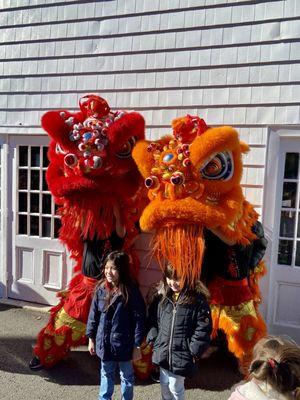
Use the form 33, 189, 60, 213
86, 251, 146, 400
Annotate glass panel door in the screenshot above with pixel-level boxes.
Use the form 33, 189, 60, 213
8, 136, 72, 305
17, 145, 61, 239
278, 153, 300, 267
266, 136, 300, 344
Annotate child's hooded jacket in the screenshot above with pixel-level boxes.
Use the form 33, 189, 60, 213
147, 281, 212, 377
86, 283, 146, 361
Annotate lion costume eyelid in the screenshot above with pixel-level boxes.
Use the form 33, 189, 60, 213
199, 152, 217, 170
55, 143, 67, 155
189, 126, 240, 166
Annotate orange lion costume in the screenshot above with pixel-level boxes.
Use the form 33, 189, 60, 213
30, 95, 145, 369
132, 115, 267, 372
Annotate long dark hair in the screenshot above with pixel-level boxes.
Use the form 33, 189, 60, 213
162, 263, 210, 304
249, 336, 300, 399
99, 250, 136, 306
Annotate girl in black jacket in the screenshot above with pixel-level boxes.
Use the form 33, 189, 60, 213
86, 251, 146, 400
147, 264, 212, 400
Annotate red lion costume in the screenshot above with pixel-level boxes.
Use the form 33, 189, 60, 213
31, 95, 145, 369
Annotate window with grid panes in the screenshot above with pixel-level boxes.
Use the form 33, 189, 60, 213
278, 152, 300, 267
17, 146, 61, 238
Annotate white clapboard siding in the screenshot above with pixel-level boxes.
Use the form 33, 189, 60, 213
1, 64, 300, 94
3, 85, 300, 112
0, 1, 297, 26
1, 0, 299, 211
134, 233, 163, 296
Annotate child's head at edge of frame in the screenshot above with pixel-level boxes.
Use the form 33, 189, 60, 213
249, 335, 300, 399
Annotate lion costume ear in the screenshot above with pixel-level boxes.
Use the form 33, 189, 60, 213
240, 141, 250, 153
132, 140, 153, 178
41, 110, 82, 153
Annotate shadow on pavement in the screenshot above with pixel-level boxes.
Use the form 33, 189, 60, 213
44, 352, 100, 385
186, 350, 243, 391
0, 335, 242, 390
0, 335, 99, 385
0, 303, 242, 391
0, 303, 99, 385
0, 303, 19, 312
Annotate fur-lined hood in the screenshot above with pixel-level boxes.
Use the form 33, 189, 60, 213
146, 280, 210, 305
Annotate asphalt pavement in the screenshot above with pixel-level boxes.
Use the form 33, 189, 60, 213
0, 303, 244, 400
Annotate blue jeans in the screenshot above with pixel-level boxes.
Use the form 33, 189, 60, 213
99, 360, 134, 400
160, 367, 185, 400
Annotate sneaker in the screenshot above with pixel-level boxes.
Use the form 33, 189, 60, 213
29, 356, 44, 371
150, 369, 160, 383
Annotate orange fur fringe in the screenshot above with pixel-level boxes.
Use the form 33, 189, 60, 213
249, 260, 267, 306
218, 200, 259, 246
152, 224, 205, 287
211, 304, 267, 373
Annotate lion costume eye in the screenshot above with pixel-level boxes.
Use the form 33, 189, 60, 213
115, 137, 136, 159
200, 151, 233, 181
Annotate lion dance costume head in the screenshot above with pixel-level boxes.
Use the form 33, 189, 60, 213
133, 114, 257, 286
43, 94, 146, 266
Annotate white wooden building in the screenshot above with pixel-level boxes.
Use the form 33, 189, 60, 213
0, 0, 299, 342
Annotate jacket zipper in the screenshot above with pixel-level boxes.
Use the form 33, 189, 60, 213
168, 297, 178, 371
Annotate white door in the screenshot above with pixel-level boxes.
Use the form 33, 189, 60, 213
0, 140, 4, 297
266, 137, 300, 343
7, 136, 72, 305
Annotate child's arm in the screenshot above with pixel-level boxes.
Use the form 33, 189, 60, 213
113, 202, 126, 238
86, 290, 101, 351
189, 297, 212, 359
146, 293, 161, 344
131, 287, 147, 349
88, 338, 96, 356
249, 221, 268, 270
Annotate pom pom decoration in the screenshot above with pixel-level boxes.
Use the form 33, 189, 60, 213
64, 153, 78, 168
145, 175, 159, 189
92, 155, 102, 169
170, 171, 185, 186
